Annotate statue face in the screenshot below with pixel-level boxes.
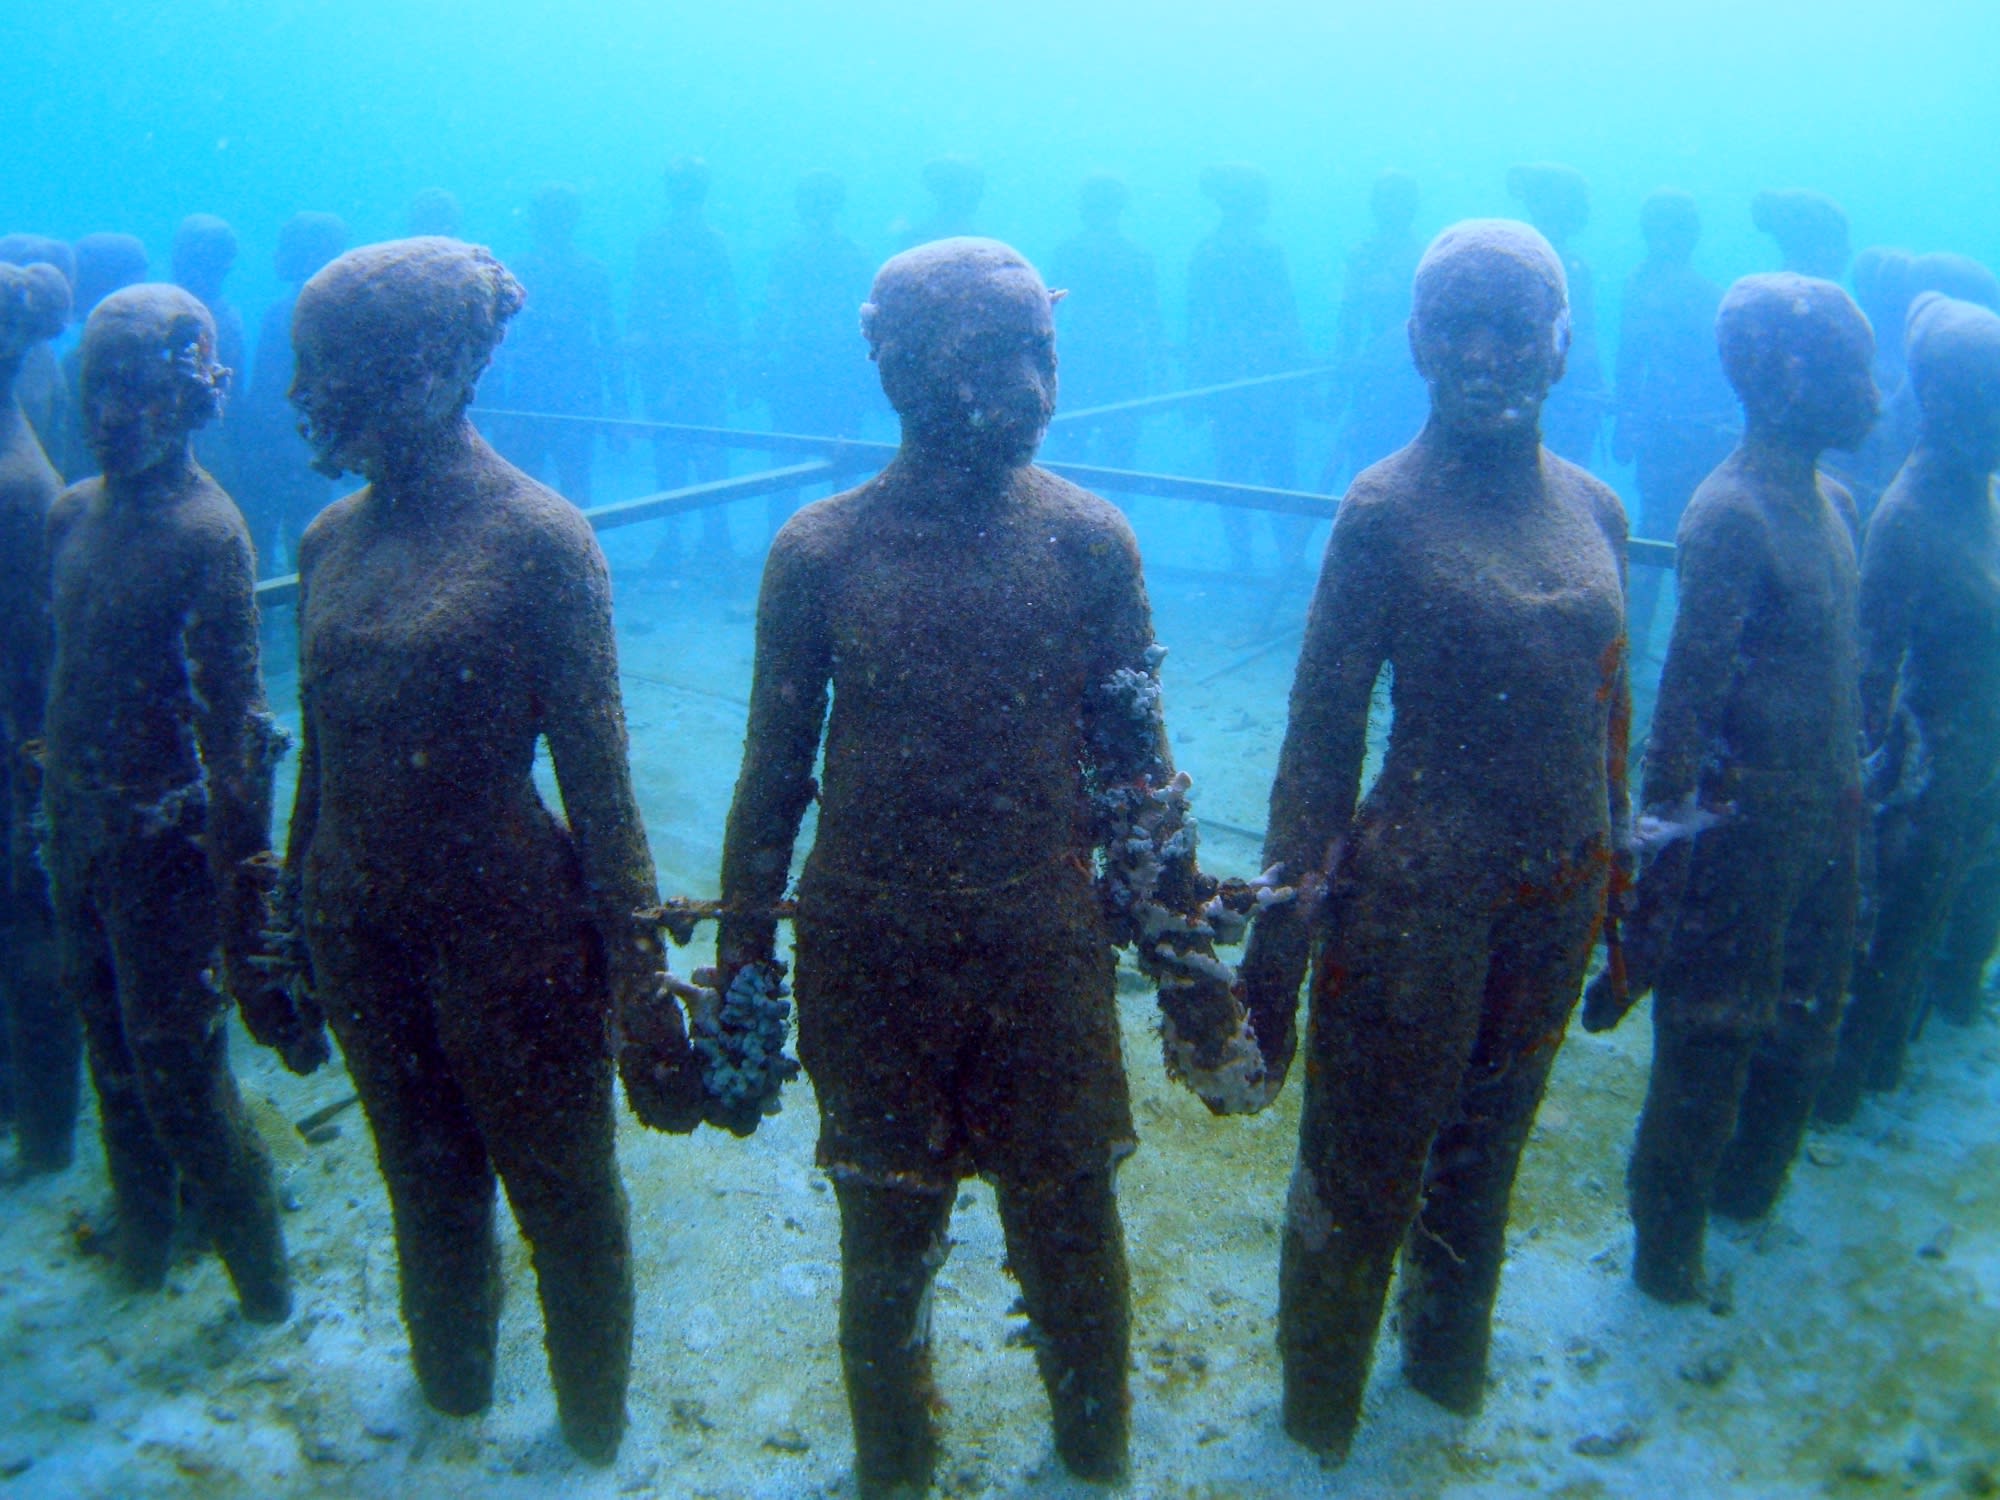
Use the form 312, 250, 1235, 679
1787, 318, 1879, 453
83, 335, 202, 478
288, 324, 379, 478
1411, 261, 1568, 443
886, 267, 1058, 470
290, 315, 470, 479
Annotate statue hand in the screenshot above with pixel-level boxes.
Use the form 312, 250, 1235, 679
617, 970, 705, 1134
228, 955, 330, 1076
1580, 960, 1636, 1034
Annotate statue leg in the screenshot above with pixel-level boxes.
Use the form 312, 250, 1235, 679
1401, 877, 1600, 1413
1279, 871, 1491, 1458
439, 923, 631, 1465
1822, 799, 1960, 1118
4, 884, 80, 1175
104, 828, 288, 1323
1627, 826, 1790, 1303
1926, 839, 2000, 1027
59, 868, 177, 1292
319, 921, 501, 1416
994, 1170, 1131, 1480
833, 1178, 955, 1499
1715, 830, 1856, 1221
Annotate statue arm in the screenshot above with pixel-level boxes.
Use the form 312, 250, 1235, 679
188, 511, 326, 1069
1855, 516, 1912, 750
184, 516, 280, 903
540, 520, 705, 1131
1621, 500, 1761, 996
716, 529, 831, 974
539, 523, 666, 992
1238, 491, 1392, 1083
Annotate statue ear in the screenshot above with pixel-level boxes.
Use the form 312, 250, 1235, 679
1048, 288, 1069, 307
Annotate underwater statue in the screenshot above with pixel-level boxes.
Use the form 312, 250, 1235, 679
1752, 188, 1851, 281
0, 260, 80, 1176
43, 285, 314, 1319
1507, 163, 1607, 466
631, 155, 739, 569
172, 215, 247, 497
714, 237, 1262, 1495
751, 169, 879, 536
54, 234, 148, 480
238, 211, 349, 572
490, 183, 618, 504
1585, 273, 1875, 1302
1818, 294, 2000, 1120
1925, 837, 2000, 1026
1186, 162, 1310, 575
896, 154, 986, 248
1323, 168, 1428, 492
281, 238, 700, 1463
1240, 220, 1631, 1457
404, 187, 463, 239
171, 215, 245, 389
1841, 252, 2000, 523
0, 236, 75, 458
1044, 172, 1164, 470
1612, 189, 1738, 655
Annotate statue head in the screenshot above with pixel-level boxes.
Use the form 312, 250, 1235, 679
1905, 293, 2000, 474
1639, 189, 1701, 266
172, 214, 238, 302
664, 156, 713, 214
861, 237, 1058, 472
274, 212, 350, 287
1409, 219, 1570, 444
1751, 189, 1851, 280
1200, 163, 1271, 228
1716, 273, 1877, 452
71, 233, 149, 322
1078, 172, 1130, 233
0, 234, 76, 292
291, 238, 524, 479
530, 183, 583, 252
0, 260, 71, 375
795, 170, 847, 229
1370, 170, 1420, 237
1506, 163, 1590, 245
80, 284, 227, 478
405, 188, 463, 239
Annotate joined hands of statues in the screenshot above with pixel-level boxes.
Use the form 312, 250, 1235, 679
236, 851, 332, 1075
621, 911, 803, 1139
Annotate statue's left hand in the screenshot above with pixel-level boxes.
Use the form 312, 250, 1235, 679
616, 971, 706, 1134
228, 954, 331, 1075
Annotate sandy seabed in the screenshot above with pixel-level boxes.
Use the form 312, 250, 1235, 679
1, 525, 1997, 1500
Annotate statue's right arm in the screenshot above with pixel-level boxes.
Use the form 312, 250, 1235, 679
716, 525, 833, 974
1238, 487, 1393, 1084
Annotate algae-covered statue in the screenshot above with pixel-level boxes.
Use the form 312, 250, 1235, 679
713, 237, 1265, 1495
0, 260, 80, 1175
1507, 164, 1607, 466
281, 238, 701, 1463
1752, 188, 1852, 281
43, 285, 316, 1320
1240, 220, 1631, 1458
1612, 189, 1737, 654
1586, 274, 1874, 1303
1819, 294, 2000, 1118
